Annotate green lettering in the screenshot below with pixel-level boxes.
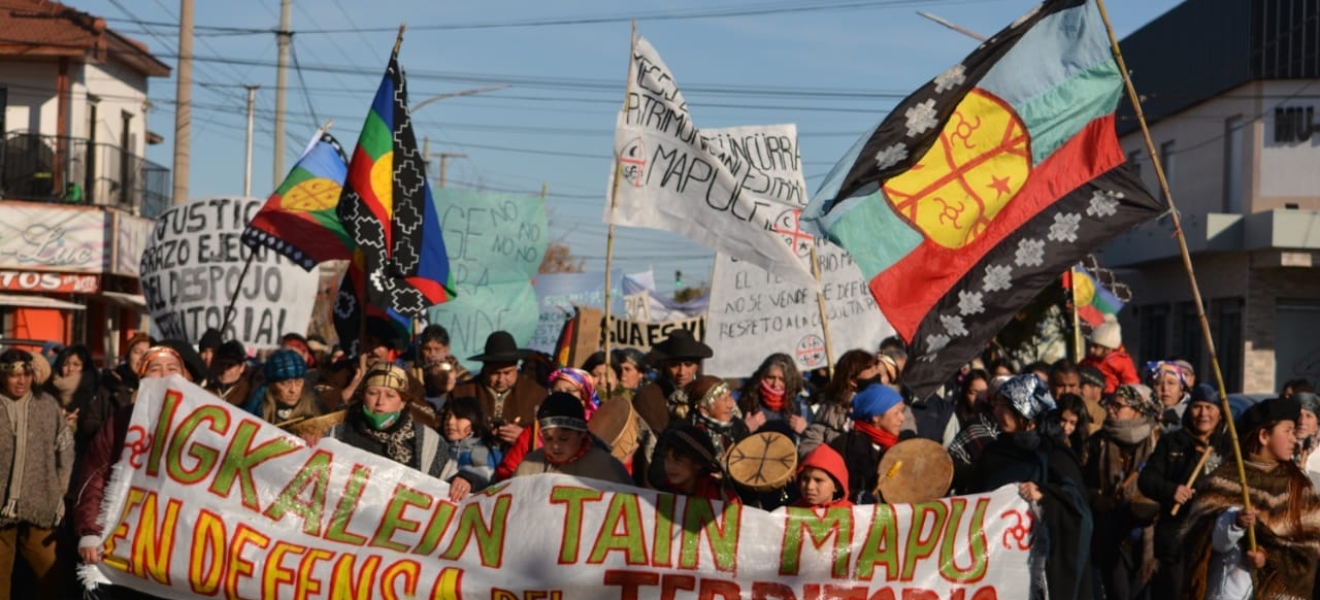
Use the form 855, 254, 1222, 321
778, 507, 853, 578
371, 485, 432, 552
326, 464, 371, 545
207, 420, 299, 510
680, 498, 740, 573
550, 487, 604, 563
146, 390, 184, 477
653, 493, 677, 568
588, 493, 649, 565
901, 502, 949, 581
440, 496, 511, 568
411, 502, 456, 556
856, 503, 900, 581
263, 450, 332, 536
939, 498, 990, 583
165, 405, 229, 484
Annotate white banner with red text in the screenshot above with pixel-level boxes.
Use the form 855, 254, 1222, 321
83, 376, 1035, 600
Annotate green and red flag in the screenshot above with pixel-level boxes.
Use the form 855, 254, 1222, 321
803, 0, 1164, 397
241, 131, 352, 270
335, 41, 456, 329
1066, 261, 1126, 328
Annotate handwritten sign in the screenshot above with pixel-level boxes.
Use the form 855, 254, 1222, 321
0, 204, 107, 273
607, 37, 816, 287
530, 271, 624, 354
426, 189, 546, 371
84, 376, 1034, 599
139, 197, 320, 350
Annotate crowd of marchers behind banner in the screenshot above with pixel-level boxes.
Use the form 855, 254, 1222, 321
2, 317, 1320, 600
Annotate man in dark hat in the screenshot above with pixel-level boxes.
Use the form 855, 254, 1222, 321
204, 340, 261, 407
633, 328, 712, 432
451, 331, 547, 445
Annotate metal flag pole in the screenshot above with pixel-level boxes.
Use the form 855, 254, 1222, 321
1095, 0, 1256, 551
601, 21, 637, 395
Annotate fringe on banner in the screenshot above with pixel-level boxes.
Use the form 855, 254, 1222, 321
77, 457, 134, 590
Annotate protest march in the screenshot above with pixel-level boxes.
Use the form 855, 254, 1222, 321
5, 0, 1320, 600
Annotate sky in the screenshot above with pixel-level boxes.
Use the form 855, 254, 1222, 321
85, 0, 1183, 294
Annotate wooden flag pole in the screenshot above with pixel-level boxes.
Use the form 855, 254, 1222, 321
1095, 0, 1256, 551
809, 245, 836, 378
222, 119, 337, 340
601, 21, 637, 394
1070, 266, 1084, 363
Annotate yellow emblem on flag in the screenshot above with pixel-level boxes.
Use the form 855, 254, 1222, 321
883, 89, 1031, 249
282, 178, 342, 211
1073, 270, 1097, 305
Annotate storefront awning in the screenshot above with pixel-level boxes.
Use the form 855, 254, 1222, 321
0, 293, 84, 310
100, 291, 147, 309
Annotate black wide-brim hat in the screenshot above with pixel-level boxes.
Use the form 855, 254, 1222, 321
1236, 396, 1302, 438
650, 329, 712, 361
467, 331, 533, 363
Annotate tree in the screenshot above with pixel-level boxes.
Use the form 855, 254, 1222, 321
539, 241, 584, 274
674, 283, 709, 304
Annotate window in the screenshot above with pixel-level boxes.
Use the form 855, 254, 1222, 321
1139, 303, 1170, 366
1159, 140, 1176, 202
1224, 116, 1244, 213
1176, 301, 1204, 374
1214, 298, 1244, 393
1127, 149, 1142, 178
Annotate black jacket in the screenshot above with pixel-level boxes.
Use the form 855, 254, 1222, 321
1136, 428, 1224, 562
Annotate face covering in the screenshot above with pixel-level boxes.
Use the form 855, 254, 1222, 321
362, 405, 401, 430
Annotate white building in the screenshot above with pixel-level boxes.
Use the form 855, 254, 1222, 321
1104, 0, 1320, 394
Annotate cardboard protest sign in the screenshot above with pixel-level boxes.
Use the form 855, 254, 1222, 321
425, 189, 546, 371
606, 36, 816, 287
84, 376, 1035, 599
700, 125, 894, 376
139, 197, 320, 350
604, 314, 706, 354
530, 271, 623, 354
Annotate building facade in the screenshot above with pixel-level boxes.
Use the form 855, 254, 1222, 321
1103, 0, 1320, 394
0, 0, 170, 363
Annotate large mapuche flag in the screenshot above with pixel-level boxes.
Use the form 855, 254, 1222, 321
803, 0, 1164, 396
241, 132, 353, 270
336, 41, 456, 319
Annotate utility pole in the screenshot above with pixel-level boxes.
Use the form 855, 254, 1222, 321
243, 85, 259, 196
171, 0, 194, 205
436, 152, 467, 188
273, 0, 293, 183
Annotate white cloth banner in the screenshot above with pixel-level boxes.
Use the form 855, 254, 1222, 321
85, 377, 1035, 599
606, 36, 817, 287
139, 197, 320, 350
699, 125, 894, 377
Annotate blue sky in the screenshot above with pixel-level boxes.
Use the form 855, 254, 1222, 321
86, 0, 1181, 293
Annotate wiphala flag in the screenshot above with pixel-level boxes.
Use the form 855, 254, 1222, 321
802, 0, 1164, 397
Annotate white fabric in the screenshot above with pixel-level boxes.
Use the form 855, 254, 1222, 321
1207, 508, 1253, 600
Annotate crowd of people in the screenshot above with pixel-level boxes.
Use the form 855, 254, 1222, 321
1, 316, 1319, 599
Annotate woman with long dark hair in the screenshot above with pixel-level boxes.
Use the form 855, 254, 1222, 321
44, 345, 97, 434
740, 353, 810, 435
799, 350, 880, 455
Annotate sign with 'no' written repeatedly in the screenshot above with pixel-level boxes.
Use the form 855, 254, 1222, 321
84, 376, 1035, 599
139, 197, 320, 350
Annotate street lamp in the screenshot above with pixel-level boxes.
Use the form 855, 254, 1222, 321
413, 84, 509, 187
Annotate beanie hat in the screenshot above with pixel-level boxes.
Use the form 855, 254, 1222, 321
214, 340, 247, 367
538, 392, 589, 432
850, 383, 903, 421
198, 329, 224, 352
1078, 365, 1106, 388
998, 374, 1056, 422
798, 445, 850, 499
1089, 318, 1122, 350
1189, 383, 1220, 406
1295, 391, 1320, 417
263, 349, 308, 384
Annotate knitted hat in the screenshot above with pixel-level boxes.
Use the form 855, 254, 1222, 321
660, 424, 721, 473
850, 383, 903, 421
998, 374, 1056, 422
1089, 319, 1122, 350
1078, 365, 1106, 389
798, 445, 850, 499
1106, 383, 1160, 417
1189, 383, 1219, 406
537, 392, 589, 432
263, 349, 307, 384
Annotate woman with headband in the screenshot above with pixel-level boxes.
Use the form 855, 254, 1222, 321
325, 363, 445, 477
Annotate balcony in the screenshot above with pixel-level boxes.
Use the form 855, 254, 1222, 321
0, 132, 171, 219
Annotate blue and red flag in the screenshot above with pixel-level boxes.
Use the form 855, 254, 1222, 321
336, 41, 456, 324
241, 132, 353, 270
803, 0, 1164, 396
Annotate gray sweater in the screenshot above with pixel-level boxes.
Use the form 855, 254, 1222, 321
0, 391, 74, 528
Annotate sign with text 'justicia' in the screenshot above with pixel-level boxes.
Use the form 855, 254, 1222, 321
84, 376, 1034, 599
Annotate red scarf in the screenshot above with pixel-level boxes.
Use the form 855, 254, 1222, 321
760, 380, 786, 413
854, 420, 898, 450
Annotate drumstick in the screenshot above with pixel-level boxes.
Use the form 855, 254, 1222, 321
873, 460, 904, 498
1170, 445, 1214, 517
274, 415, 309, 429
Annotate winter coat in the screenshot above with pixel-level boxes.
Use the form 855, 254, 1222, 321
451, 375, 546, 432
327, 408, 444, 477
1137, 428, 1224, 564
0, 390, 74, 528
439, 435, 501, 491
1081, 350, 1140, 395
512, 445, 632, 485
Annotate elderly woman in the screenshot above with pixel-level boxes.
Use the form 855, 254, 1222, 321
800, 350, 881, 455
1295, 391, 1320, 465
829, 383, 907, 505
1147, 360, 1191, 432
1084, 384, 1162, 600
326, 363, 444, 477
964, 374, 1094, 600
244, 349, 324, 425
684, 375, 749, 458
512, 393, 631, 484
438, 396, 501, 502
740, 353, 810, 436
76, 340, 204, 566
